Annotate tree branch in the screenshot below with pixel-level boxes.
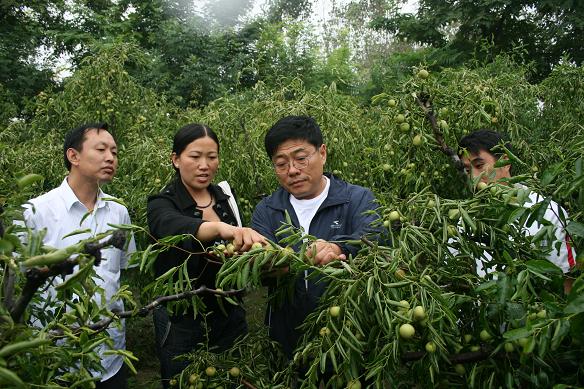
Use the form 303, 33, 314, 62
2, 266, 16, 312
361, 236, 393, 262
48, 286, 245, 336
415, 93, 466, 177
401, 346, 492, 364
241, 378, 257, 389
10, 230, 127, 322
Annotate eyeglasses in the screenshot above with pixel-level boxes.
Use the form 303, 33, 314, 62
273, 150, 318, 174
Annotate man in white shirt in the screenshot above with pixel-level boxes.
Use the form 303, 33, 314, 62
22, 123, 136, 388
459, 129, 576, 289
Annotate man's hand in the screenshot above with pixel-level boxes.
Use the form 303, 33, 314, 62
306, 239, 346, 266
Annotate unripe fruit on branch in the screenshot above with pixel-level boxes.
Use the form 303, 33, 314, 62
399, 323, 415, 339
417, 69, 429, 79
329, 306, 341, 317
479, 329, 492, 342
205, 366, 216, 377
412, 135, 423, 146
425, 341, 436, 353
413, 306, 426, 321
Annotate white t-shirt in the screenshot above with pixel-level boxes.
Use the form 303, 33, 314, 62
290, 176, 331, 235
22, 178, 136, 381
289, 177, 331, 292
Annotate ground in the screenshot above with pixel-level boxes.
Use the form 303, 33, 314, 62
125, 283, 268, 389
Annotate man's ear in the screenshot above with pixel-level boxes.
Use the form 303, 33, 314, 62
319, 143, 327, 164
66, 148, 80, 168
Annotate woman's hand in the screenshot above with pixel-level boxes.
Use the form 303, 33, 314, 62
230, 226, 267, 252
216, 223, 267, 252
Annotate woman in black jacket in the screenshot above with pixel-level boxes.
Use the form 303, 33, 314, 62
147, 123, 265, 388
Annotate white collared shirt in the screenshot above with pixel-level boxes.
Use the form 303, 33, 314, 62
474, 186, 575, 276
449, 184, 576, 277
22, 178, 136, 381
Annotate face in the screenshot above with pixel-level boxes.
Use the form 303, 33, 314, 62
172, 136, 219, 193
461, 149, 511, 183
272, 139, 326, 200
68, 129, 118, 184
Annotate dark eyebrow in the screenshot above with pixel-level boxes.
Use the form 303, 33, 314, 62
273, 147, 308, 159
96, 141, 116, 149
471, 158, 484, 165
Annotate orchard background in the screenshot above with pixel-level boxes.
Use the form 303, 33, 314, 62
1, 1, 583, 388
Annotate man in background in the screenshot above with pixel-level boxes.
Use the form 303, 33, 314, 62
459, 129, 576, 287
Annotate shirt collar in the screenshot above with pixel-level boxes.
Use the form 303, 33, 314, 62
60, 177, 109, 212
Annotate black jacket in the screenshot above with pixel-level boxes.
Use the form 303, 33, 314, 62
147, 178, 240, 315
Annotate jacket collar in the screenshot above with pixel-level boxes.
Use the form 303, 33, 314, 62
265, 173, 349, 211
168, 177, 230, 211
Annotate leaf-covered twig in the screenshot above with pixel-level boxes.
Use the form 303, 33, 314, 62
10, 230, 127, 322
48, 285, 244, 336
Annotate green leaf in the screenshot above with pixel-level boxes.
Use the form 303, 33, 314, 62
541, 165, 560, 187
565, 293, 584, 314
62, 228, 92, 239
551, 319, 570, 351
0, 239, 14, 255
503, 327, 533, 341
16, 173, 43, 190
507, 207, 526, 225
566, 221, 584, 238
475, 279, 497, 292
526, 197, 552, 228
102, 197, 128, 207
525, 260, 562, 275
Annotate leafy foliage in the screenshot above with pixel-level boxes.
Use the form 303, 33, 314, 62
371, 0, 584, 79
0, 32, 583, 388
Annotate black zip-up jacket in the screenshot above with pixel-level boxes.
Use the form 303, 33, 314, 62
147, 178, 241, 317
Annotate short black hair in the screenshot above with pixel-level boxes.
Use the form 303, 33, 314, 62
265, 116, 323, 159
63, 123, 110, 171
458, 129, 513, 159
172, 123, 220, 172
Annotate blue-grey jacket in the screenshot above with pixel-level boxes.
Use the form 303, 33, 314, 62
251, 173, 380, 358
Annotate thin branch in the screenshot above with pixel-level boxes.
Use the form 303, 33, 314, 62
2, 266, 16, 312
361, 236, 393, 262
48, 286, 245, 336
401, 346, 492, 364
415, 93, 466, 177
10, 230, 127, 322
241, 378, 257, 389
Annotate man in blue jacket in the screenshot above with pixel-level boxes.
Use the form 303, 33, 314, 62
251, 115, 380, 359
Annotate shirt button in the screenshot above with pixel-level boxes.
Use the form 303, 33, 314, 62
217, 204, 222, 209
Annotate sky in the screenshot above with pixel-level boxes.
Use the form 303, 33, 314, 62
195, 0, 419, 27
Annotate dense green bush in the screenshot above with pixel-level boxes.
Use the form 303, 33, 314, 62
0, 42, 582, 388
